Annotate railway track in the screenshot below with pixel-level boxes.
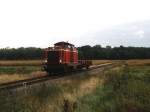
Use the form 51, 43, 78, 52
0, 63, 115, 91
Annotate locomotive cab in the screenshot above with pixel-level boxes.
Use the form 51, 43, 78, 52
43, 41, 79, 73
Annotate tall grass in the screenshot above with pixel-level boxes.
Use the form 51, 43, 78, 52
0, 84, 63, 112
0, 63, 149, 112
0, 67, 105, 112
75, 65, 150, 112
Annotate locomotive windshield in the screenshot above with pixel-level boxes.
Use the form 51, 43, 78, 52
48, 51, 59, 63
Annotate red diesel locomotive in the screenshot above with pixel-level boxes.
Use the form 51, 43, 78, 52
43, 41, 92, 73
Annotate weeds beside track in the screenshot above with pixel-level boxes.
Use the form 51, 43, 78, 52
0, 63, 116, 91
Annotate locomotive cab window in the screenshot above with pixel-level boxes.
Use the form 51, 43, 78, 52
48, 51, 59, 62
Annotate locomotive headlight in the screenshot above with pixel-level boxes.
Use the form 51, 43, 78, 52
59, 59, 62, 63
44, 60, 47, 63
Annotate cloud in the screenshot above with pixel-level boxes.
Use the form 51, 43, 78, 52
0, 0, 150, 48
134, 30, 144, 38
92, 20, 150, 47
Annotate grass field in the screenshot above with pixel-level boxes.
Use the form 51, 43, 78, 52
0, 60, 43, 84
126, 59, 150, 66
0, 66, 44, 84
92, 60, 112, 65
0, 60, 112, 84
0, 64, 108, 112
0, 60, 149, 112
0, 60, 112, 66
0, 60, 42, 66
75, 65, 150, 112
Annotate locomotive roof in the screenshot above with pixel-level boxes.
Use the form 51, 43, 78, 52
54, 41, 74, 47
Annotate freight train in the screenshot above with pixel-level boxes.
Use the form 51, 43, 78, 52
43, 41, 92, 73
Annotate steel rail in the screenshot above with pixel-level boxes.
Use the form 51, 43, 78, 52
0, 63, 114, 91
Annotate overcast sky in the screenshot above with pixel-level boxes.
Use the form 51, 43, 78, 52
0, 0, 150, 48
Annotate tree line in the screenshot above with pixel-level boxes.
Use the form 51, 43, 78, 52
0, 45, 150, 60
0, 47, 43, 60
78, 45, 150, 60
